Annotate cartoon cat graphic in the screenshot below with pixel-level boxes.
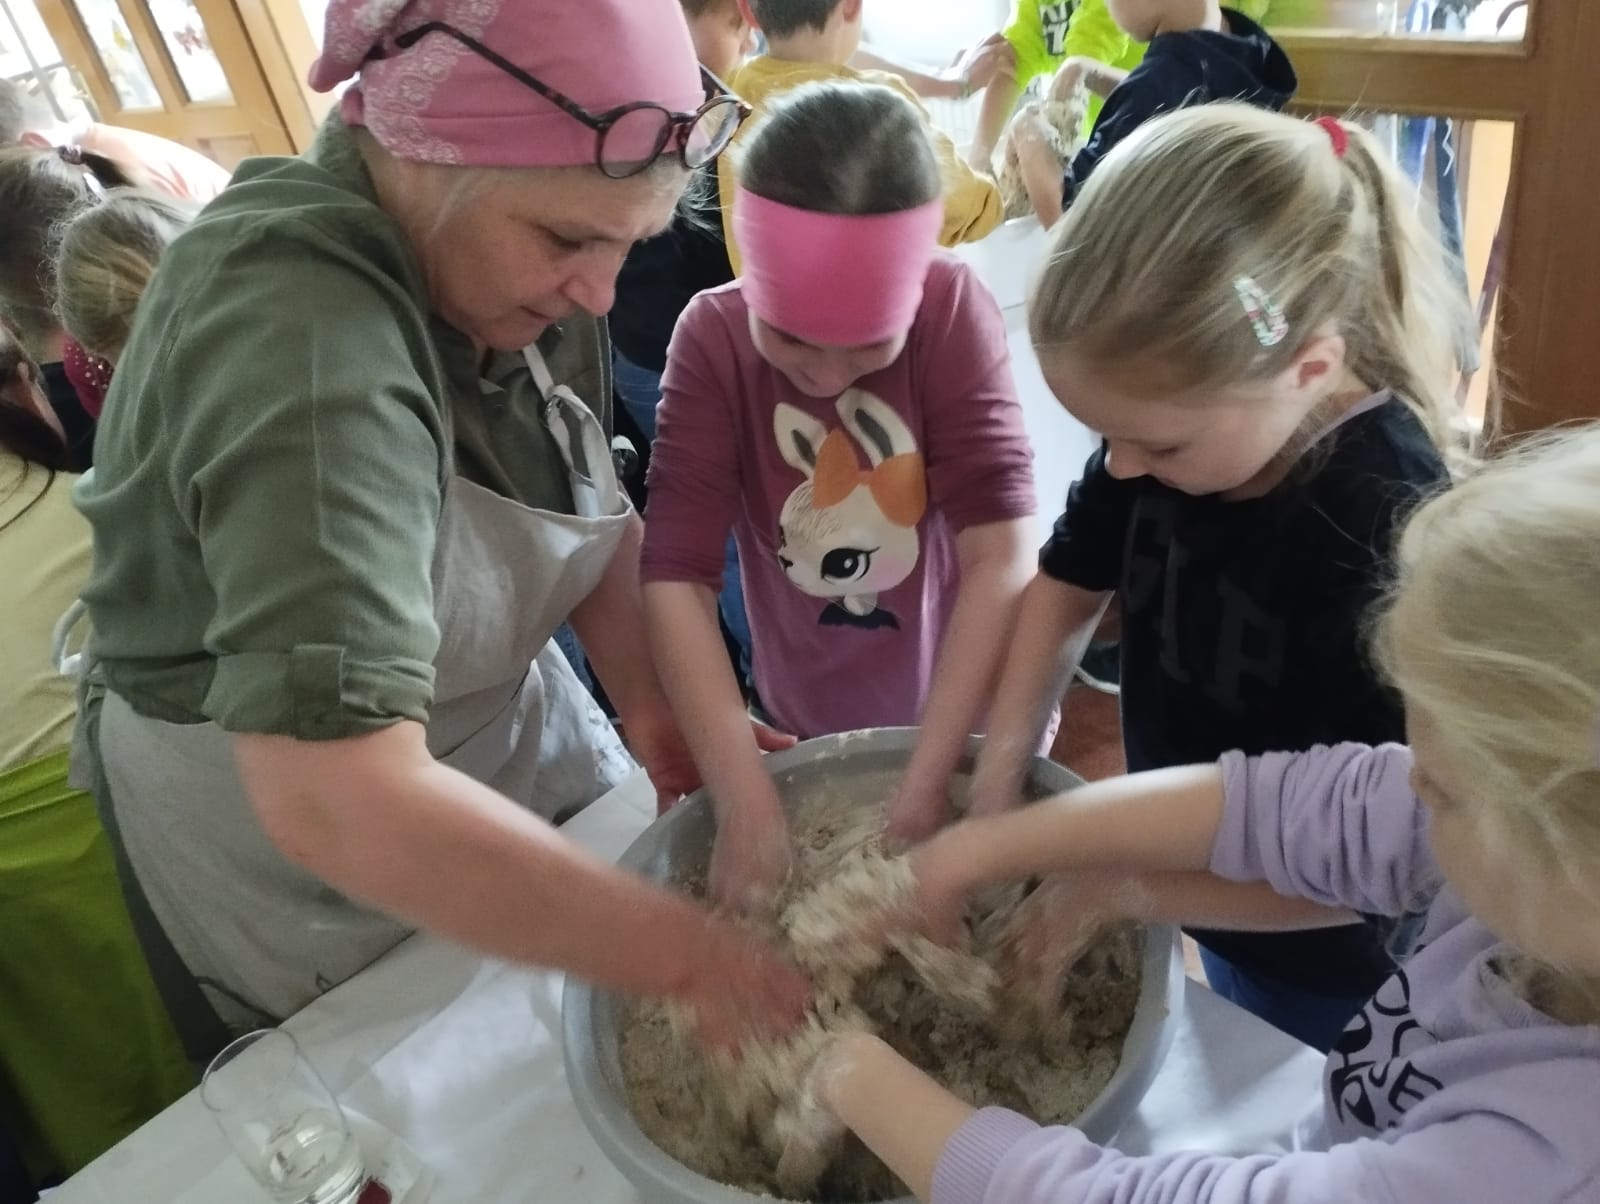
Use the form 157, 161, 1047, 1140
773, 389, 928, 630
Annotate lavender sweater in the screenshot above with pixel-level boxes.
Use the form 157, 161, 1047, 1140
934, 744, 1600, 1204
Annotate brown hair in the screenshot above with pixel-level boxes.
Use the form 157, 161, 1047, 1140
0, 145, 96, 351
1030, 104, 1476, 469
0, 314, 73, 496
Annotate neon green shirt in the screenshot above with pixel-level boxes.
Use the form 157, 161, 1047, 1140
1003, 1, 1275, 125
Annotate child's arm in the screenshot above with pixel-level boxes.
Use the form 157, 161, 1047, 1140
644, 581, 793, 910
852, 35, 1015, 101
1060, 0, 1139, 89
639, 295, 792, 910
921, 745, 1432, 927
1011, 109, 1069, 227
968, 573, 1111, 815
968, 72, 1025, 170
888, 517, 1035, 845
815, 1036, 1569, 1204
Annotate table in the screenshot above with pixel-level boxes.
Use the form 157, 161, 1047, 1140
50, 773, 1325, 1204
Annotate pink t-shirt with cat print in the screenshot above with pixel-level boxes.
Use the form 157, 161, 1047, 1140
641, 252, 1036, 739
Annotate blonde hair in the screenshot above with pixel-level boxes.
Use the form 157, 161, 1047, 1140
1377, 424, 1600, 1019
1029, 103, 1475, 466
53, 188, 193, 362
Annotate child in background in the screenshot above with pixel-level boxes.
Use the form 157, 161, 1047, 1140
783, 426, 1600, 1204
1012, 0, 1295, 226
0, 146, 107, 468
610, 0, 757, 690
964, 0, 1145, 170
718, 0, 1003, 274
53, 190, 194, 412
1, 78, 230, 204
643, 82, 1036, 912
941, 104, 1473, 1052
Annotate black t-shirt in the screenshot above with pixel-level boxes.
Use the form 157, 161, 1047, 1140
609, 168, 734, 375
1041, 398, 1447, 995
41, 360, 95, 472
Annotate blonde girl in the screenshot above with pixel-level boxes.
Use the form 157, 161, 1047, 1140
787, 423, 1600, 1204
931, 102, 1476, 1051
54, 190, 194, 368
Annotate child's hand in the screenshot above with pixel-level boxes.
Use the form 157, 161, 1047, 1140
1048, 55, 1094, 100
710, 796, 794, 914
775, 1032, 875, 1196
996, 870, 1135, 1020
951, 32, 1017, 95
884, 779, 952, 849
906, 832, 977, 947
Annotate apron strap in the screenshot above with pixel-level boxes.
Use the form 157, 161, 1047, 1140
522, 345, 627, 521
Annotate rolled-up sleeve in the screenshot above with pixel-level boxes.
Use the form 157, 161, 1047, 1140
170, 223, 447, 739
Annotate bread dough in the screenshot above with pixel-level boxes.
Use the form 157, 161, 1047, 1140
620, 772, 1142, 1201
996, 87, 1091, 221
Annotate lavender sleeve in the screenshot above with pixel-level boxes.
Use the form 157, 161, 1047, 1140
933, 1106, 1586, 1204
1210, 743, 1435, 918
640, 292, 744, 590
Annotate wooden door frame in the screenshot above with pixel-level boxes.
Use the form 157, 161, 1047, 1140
1280, 2, 1600, 434
35, 0, 295, 154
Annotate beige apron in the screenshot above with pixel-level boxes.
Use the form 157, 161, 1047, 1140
62, 346, 637, 1035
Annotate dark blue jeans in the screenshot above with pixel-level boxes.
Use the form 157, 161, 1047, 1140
1199, 947, 1370, 1053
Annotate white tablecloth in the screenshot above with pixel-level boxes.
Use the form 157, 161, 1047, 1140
52, 773, 1324, 1204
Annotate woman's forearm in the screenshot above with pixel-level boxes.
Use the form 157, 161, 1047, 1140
900, 519, 1033, 804
969, 575, 1109, 811
236, 723, 710, 1000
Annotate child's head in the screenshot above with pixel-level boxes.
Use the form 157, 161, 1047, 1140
743, 0, 863, 59
0, 145, 96, 355
1029, 104, 1473, 497
683, 0, 754, 79
0, 315, 69, 472
54, 189, 193, 364
1377, 426, 1600, 1014
735, 81, 943, 397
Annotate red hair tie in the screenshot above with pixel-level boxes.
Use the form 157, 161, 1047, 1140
1314, 116, 1350, 159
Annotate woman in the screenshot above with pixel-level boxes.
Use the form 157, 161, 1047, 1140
71, 0, 807, 1058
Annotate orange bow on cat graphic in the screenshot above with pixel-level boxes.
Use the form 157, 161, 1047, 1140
811, 429, 928, 529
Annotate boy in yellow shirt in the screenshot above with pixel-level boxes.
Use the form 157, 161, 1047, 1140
966, 0, 1273, 170
720, 0, 1002, 273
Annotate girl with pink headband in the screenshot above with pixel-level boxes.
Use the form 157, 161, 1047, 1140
67, 0, 810, 1062
641, 81, 1038, 911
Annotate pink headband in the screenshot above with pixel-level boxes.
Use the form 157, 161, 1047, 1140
733, 186, 944, 347
308, 0, 702, 168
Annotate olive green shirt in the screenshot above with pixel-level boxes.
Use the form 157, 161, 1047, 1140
76, 115, 611, 740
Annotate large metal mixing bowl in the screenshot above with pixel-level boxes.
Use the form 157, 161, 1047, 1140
563, 728, 1183, 1204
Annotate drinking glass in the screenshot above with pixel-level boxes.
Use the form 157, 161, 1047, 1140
201, 1030, 367, 1204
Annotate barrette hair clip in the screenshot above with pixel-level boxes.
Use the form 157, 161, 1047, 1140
1234, 275, 1289, 348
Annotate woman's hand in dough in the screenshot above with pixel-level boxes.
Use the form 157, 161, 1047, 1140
685, 918, 811, 1051
905, 834, 978, 948
710, 795, 794, 914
